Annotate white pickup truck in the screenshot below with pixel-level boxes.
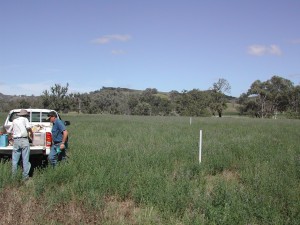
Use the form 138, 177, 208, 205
0, 109, 70, 162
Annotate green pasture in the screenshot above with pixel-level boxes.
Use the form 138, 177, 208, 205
0, 113, 299, 224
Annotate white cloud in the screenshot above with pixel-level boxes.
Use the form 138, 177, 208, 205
247, 45, 266, 56
92, 34, 131, 45
247, 44, 282, 56
269, 45, 282, 56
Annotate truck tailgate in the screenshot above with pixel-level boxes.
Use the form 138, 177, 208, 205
0, 145, 46, 155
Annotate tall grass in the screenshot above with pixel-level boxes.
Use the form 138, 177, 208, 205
0, 114, 300, 224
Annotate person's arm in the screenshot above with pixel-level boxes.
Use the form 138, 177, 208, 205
25, 118, 33, 139
60, 130, 68, 149
6, 122, 13, 134
27, 127, 33, 140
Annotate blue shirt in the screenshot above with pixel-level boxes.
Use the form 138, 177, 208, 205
51, 118, 66, 143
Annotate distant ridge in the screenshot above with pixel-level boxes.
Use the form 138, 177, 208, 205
0, 92, 38, 101
0, 92, 9, 100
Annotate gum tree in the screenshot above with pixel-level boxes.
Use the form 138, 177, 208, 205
209, 78, 231, 117
41, 83, 70, 112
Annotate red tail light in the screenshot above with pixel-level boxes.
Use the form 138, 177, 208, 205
46, 132, 52, 147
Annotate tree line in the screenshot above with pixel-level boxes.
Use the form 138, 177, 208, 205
1, 75, 299, 119
237, 75, 300, 119
0, 79, 231, 117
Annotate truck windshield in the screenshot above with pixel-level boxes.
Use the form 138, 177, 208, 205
8, 112, 50, 123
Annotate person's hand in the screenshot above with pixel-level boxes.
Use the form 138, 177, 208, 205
60, 143, 65, 150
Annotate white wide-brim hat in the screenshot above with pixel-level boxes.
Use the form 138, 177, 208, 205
17, 109, 29, 116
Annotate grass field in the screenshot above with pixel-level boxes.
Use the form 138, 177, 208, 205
0, 113, 300, 224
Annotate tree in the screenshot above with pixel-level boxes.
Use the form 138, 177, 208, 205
140, 88, 156, 104
19, 99, 31, 108
286, 85, 300, 118
128, 94, 140, 115
247, 80, 268, 118
150, 94, 172, 116
138, 88, 172, 116
79, 93, 92, 114
237, 75, 297, 118
212, 78, 231, 94
288, 85, 300, 114
41, 83, 70, 112
209, 78, 231, 117
237, 93, 260, 117
244, 76, 294, 118
266, 76, 293, 117
132, 102, 151, 115
89, 87, 130, 114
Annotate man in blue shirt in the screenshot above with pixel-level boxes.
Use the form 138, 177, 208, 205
47, 111, 68, 167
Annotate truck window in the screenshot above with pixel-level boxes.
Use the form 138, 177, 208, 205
31, 112, 40, 122
32, 112, 50, 122
8, 112, 50, 123
41, 112, 50, 122
8, 112, 18, 122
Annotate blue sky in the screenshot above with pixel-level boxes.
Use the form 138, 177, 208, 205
1, 0, 300, 97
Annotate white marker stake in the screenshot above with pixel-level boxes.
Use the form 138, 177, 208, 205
190, 117, 192, 125
199, 129, 202, 163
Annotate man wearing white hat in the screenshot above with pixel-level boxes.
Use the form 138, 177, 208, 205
9, 109, 33, 180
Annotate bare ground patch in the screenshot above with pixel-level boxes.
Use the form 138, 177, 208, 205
0, 185, 156, 225
205, 170, 240, 196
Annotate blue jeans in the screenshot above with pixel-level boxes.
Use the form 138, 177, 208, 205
12, 138, 31, 179
48, 143, 67, 167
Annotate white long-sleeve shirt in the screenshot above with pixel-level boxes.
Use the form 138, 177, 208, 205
10, 117, 31, 138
